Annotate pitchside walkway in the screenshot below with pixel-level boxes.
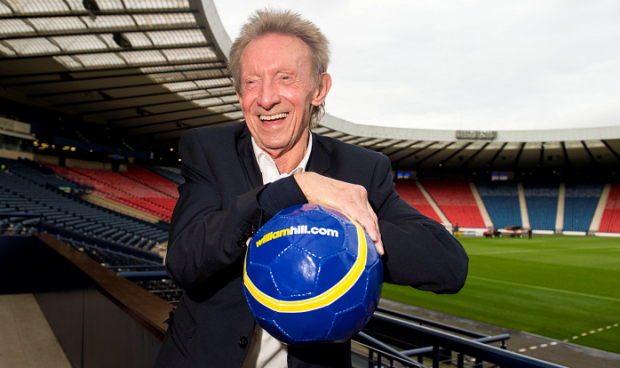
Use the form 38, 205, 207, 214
380, 299, 620, 368
0, 294, 71, 368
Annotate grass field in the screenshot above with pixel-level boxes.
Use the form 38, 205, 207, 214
381, 235, 620, 354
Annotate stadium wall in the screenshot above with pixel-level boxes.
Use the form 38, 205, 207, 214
0, 234, 169, 368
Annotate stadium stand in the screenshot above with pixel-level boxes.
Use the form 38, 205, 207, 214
563, 183, 604, 232
476, 181, 522, 229
393, 180, 442, 223
143, 165, 185, 185
598, 181, 620, 233
0, 157, 89, 192
44, 165, 174, 222
421, 179, 486, 228
0, 159, 168, 249
122, 164, 179, 199
523, 183, 559, 231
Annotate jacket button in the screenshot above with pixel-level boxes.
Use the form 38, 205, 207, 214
239, 336, 248, 348
237, 238, 247, 248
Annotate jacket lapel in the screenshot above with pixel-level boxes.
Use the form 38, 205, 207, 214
237, 124, 263, 189
306, 133, 332, 175
238, 129, 332, 187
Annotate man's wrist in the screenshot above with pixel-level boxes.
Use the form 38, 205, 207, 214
258, 176, 308, 217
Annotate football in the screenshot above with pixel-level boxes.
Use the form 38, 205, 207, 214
243, 203, 384, 346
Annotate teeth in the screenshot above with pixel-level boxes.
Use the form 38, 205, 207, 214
260, 113, 288, 121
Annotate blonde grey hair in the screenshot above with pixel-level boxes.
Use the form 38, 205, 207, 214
228, 9, 330, 128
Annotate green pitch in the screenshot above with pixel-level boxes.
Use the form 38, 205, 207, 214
382, 236, 620, 354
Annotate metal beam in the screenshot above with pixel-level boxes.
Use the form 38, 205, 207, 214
0, 61, 226, 79
55, 85, 234, 107
412, 142, 455, 167
461, 142, 490, 168
0, 42, 212, 60
488, 142, 507, 168
26, 74, 230, 98
128, 111, 237, 134
82, 95, 222, 114
393, 142, 437, 165
112, 103, 233, 124
0, 9, 199, 19
0, 26, 205, 40
0, 62, 226, 88
134, 116, 238, 138
440, 143, 471, 166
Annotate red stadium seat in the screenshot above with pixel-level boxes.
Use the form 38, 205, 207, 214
44, 164, 175, 222
420, 179, 485, 228
599, 181, 620, 233
393, 180, 442, 223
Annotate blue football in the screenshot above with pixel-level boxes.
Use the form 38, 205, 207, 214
243, 204, 384, 346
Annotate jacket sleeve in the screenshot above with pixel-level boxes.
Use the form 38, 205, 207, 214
370, 155, 469, 294
165, 130, 306, 291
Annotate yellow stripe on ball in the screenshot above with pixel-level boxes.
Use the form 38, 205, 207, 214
243, 215, 367, 313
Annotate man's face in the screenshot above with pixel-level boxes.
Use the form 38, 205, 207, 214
237, 33, 319, 154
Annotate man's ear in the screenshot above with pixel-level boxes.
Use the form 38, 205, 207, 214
311, 73, 332, 107
236, 92, 243, 105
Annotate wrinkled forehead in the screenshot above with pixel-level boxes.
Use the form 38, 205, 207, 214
239, 33, 313, 77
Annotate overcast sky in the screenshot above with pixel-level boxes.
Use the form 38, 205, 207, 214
212, 0, 620, 131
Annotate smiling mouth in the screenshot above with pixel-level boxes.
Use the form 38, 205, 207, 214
259, 113, 288, 121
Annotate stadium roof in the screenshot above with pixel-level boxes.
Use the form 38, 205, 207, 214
1, 0, 619, 170
0, 0, 242, 148
318, 114, 620, 171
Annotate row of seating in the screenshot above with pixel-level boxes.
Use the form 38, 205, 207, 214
599, 181, 620, 233
476, 182, 522, 229
0, 159, 168, 249
564, 183, 604, 232
143, 165, 185, 185
56, 234, 182, 305
420, 179, 486, 228
44, 164, 173, 222
0, 158, 87, 191
123, 164, 180, 199
393, 180, 442, 223
523, 183, 558, 231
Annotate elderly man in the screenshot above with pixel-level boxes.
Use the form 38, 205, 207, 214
155, 9, 468, 368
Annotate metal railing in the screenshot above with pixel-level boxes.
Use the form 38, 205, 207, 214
355, 313, 567, 368
0, 212, 44, 234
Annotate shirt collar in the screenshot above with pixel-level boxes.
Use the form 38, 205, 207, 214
251, 132, 313, 184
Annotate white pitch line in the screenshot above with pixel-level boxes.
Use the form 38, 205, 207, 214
471, 245, 620, 256
468, 276, 620, 302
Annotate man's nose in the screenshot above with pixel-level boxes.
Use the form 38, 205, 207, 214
257, 79, 281, 110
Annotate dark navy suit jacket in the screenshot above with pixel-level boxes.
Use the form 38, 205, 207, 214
154, 122, 468, 367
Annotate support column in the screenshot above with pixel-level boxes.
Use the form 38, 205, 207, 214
589, 183, 611, 234
470, 182, 493, 228
555, 183, 565, 233
517, 183, 531, 229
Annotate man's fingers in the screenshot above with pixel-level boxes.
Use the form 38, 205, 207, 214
246, 237, 252, 247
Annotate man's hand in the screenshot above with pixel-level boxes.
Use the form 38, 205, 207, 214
294, 172, 384, 256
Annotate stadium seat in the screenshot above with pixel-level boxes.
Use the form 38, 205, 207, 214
563, 183, 604, 232
420, 179, 485, 228
523, 183, 559, 230
0, 159, 168, 246
476, 182, 522, 229
599, 181, 620, 233
393, 180, 442, 223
